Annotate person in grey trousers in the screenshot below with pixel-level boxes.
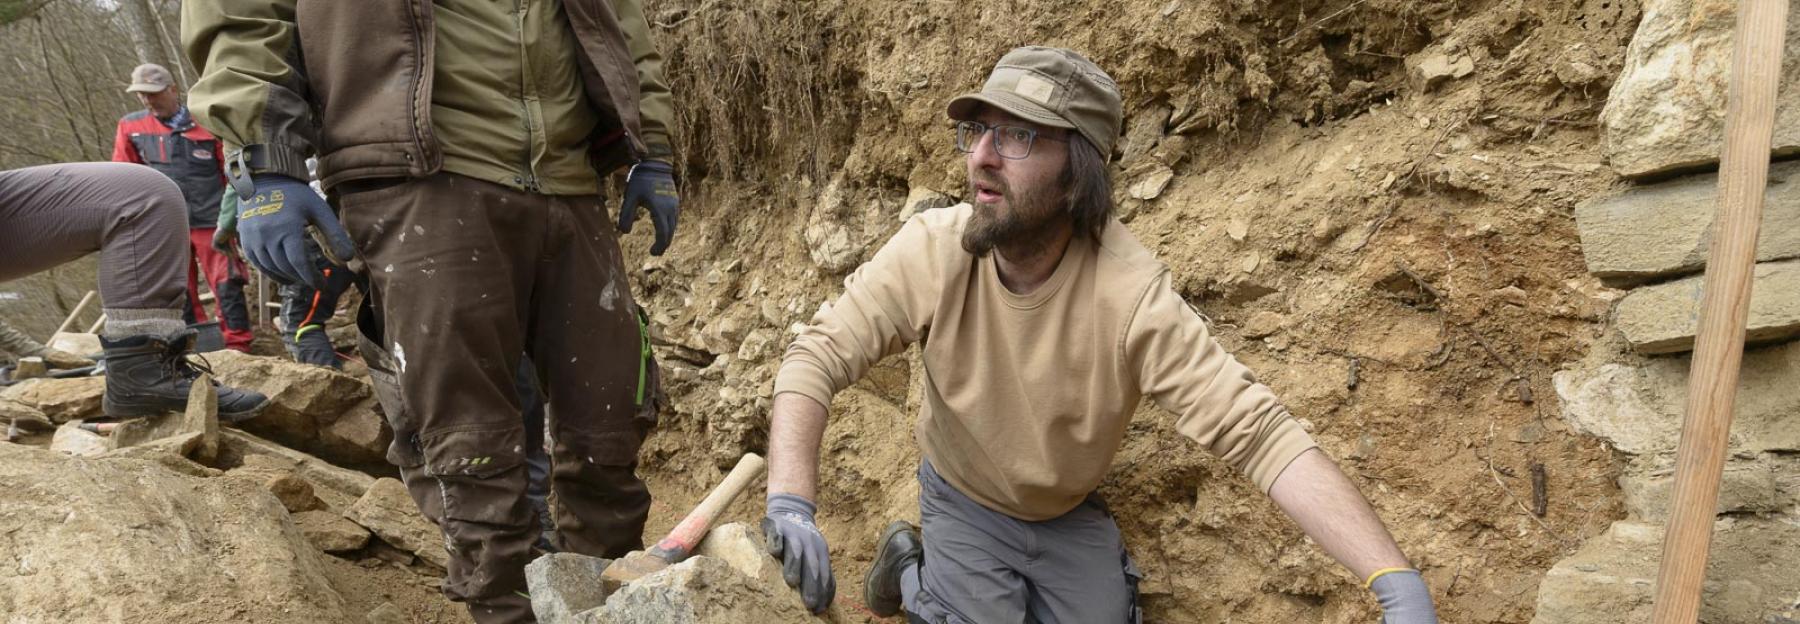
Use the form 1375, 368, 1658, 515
0, 162, 268, 421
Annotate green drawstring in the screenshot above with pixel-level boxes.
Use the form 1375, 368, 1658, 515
635, 310, 651, 406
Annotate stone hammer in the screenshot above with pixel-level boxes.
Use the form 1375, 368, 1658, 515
599, 452, 766, 593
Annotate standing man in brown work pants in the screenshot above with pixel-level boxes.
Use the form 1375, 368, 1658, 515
182, 0, 680, 621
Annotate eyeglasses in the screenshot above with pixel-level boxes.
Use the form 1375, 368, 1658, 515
953, 120, 1065, 160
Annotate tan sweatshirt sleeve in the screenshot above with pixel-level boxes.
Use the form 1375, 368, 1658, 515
1127, 272, 1317, 493
773, 215, 944, 408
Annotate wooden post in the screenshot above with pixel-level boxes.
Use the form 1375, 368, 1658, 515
1649, 1, 1789, 622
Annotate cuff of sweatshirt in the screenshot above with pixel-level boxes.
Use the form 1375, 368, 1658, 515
772, 359, 837, 412
641, 136, 675, 161
1243, 413, 1319, 494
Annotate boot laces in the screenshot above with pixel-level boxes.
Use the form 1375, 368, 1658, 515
159, 344, 216, 384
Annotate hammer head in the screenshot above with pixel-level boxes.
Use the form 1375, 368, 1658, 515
598, 550, 674, 594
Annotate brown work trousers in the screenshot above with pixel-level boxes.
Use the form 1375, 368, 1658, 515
344, 173, 659, 624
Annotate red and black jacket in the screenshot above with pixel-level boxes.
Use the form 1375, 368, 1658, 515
113, 110, 228, 229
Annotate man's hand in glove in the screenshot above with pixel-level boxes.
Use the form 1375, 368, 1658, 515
1369, 568, 1438, 624
236, 174, 356, 289
763, 493, 835, 614
618, 159, 679, 256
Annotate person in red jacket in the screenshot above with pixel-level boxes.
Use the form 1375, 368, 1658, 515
111, 63, 253, 352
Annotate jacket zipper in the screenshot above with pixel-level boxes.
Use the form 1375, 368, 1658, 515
515, 0, 541, 193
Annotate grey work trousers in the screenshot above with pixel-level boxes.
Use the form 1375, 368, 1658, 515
904, 460, 1143, 624
0, 163, 188, 337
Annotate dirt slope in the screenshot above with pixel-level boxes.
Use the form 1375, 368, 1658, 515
626, 0, 1643, 622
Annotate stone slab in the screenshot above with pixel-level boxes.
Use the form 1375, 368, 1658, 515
1, 377, 104, 423
219, 429, 378, 508
525, 552, 614, 624
1532, 519, 1800, 624
49, 422, 109, 457
345, 477, 448, 569
1553, 339, 1800, 456
293, 509, 371, 553
1619, 454, 1798, 522
1577, 162, 1800, 285
1614, 259, 1800, 354
1601, 0, 1800, 178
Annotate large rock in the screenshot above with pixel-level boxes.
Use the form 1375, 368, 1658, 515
1532, 519, 1800, 624
0, 444, 351, 622
578, 556, 826, 624
0, 396, 52, 433
1577, 162, 1800, 285
1614, 259, 1800, 354
1601, 0, 1800, 178
526, 553, 614, 624
1619, 453, 1799, 521
206, 350, 378, 464
316, 397, 392, 469
293, 509, 372, 553
219, 429, 378, 510
526, 524, 837, 623
1, 376, 104, 422
48, 422, 109, 457
1554, 340, 1800, 456
345, 477, 448, 569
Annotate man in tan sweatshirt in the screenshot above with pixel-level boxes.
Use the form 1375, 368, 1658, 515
762, 47, 1439, 623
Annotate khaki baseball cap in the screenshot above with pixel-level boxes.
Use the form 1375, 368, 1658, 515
947, 46, 1122, 157
126, 64, 173, 93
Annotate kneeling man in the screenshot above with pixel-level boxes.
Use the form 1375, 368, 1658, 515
761, 46, 1438, 623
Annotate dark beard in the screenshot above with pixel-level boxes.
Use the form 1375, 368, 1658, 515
960, 176, 1063, 258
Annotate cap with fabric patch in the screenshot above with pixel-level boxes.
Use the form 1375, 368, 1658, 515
126, 64, 173, 94
947, 46, 1123, 157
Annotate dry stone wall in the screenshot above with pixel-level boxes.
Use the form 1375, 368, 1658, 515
1538, 10, 1800, 620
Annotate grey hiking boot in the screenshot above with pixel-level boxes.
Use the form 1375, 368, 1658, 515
285, 325, 341, 369
101, 329, 270, 423
865, 520, 922, 617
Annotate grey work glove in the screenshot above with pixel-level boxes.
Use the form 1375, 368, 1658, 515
763, 493, 835, 614
617, 160, 679, 256
237, 173, 356, 289
1370, 569, 1438, 624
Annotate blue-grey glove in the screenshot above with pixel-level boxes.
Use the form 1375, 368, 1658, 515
618, 160, 679, 256
237, 173, 355, 290
763, 493, 835, 614
1370, 569, 1438, 624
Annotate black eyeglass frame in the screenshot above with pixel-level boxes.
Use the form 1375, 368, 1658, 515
953, 120, 1068, 160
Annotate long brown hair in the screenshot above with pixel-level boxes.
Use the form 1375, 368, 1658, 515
1059, 133, 1113, 241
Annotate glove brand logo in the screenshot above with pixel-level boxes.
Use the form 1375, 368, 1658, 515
242, 189, 286, 218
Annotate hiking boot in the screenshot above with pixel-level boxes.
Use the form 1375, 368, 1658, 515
101, 329, 270, 423
864, 520, 922, 617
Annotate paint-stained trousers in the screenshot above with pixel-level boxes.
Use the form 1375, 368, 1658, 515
344, 173, 660, 624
